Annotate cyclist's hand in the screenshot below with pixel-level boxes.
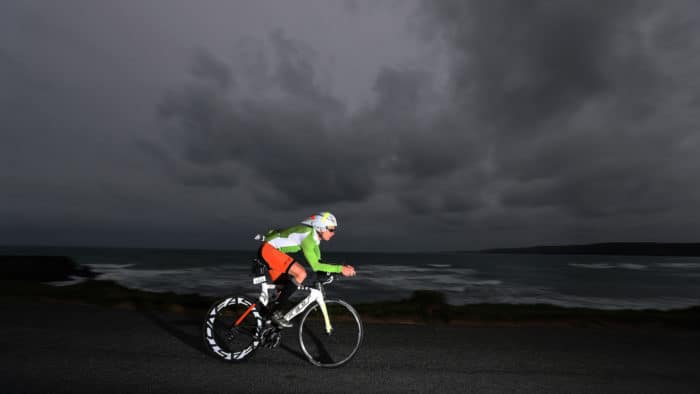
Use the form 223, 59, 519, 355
341, 265, 356, 277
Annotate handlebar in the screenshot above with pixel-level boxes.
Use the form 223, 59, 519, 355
315, 271, 337, 285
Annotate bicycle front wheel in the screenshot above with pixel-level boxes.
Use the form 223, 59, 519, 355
298, 299, 363, 368
203, 296, 263, 362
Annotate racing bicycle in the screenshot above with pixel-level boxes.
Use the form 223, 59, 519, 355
202, 259, 363, 367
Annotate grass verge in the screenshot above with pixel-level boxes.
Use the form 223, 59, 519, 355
2, 280, 699, 328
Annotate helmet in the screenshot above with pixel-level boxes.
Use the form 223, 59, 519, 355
301, 212, 338, 232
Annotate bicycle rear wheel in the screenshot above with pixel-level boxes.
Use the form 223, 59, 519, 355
298, 299, 363, 368
203, 297, 263, 362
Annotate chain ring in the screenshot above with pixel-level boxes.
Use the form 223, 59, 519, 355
259, 326, 282, 348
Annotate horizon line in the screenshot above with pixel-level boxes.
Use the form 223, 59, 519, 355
2, 241, 700, 255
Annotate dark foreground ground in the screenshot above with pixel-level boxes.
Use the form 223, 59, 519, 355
1, 300, 699, 394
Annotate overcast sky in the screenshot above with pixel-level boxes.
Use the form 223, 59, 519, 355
2, 0, 700, 252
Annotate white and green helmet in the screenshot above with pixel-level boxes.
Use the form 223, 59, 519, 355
301, 212, 338, 232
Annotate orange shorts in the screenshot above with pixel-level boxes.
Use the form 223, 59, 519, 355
259, 242, 294, 282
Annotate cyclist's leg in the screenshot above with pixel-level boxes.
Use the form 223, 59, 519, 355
268, 263, 305, 327
259, 243, 304, 311
287, 262, 307, 284
258, 243, 290, 316
274, 262, 305, 305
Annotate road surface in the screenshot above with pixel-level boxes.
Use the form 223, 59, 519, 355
1, 301, 699, 393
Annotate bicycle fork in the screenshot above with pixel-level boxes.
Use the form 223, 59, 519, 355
283, 286, 333, 334
317, 298, 333, 335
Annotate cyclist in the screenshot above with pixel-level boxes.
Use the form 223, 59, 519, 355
256, 212, 356, 327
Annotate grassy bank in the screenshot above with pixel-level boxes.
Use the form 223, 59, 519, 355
2, 280, 699, 328
355, 290, 700, 328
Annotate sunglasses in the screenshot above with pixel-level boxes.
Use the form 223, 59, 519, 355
326, 227, 337, 233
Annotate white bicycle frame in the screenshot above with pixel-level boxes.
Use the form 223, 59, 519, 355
253, 274, 333, 334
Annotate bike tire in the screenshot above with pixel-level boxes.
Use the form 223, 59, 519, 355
298, 299, 363, 368
202, 296, 263, 362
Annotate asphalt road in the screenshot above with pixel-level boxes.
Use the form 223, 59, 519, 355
1, 301, 699, 393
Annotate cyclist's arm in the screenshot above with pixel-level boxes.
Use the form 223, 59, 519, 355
301, 235, 342, 273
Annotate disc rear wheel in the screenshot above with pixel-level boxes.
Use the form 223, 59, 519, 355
203, 297, 263, 362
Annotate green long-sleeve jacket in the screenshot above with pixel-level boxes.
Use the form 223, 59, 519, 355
262, 225, 342, 273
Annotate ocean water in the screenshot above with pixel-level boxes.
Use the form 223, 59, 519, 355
4, 246, 700, 310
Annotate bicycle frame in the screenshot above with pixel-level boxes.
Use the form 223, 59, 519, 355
283, 286, 332, 334
250, 273, 333, 334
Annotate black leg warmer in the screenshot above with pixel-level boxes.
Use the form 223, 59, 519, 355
270, 278, 301, 311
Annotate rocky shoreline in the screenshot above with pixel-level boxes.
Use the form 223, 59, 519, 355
1, 255, 97, 281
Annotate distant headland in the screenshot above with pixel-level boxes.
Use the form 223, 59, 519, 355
478, 242, 700, 257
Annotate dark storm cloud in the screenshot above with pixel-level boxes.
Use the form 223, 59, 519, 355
424, 0, 642, 131
190, 49, 234, 90
152, 32, 387, 207
7, 0, 700, 251
416, 0, 700, 233
153, 0, 700, 230
369, 66, 466, 179
151, 30, 486, 214
373, 67, 429, 115
269, 30, 332, 106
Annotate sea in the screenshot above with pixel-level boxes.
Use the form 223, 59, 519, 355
4, 246, 700, 310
